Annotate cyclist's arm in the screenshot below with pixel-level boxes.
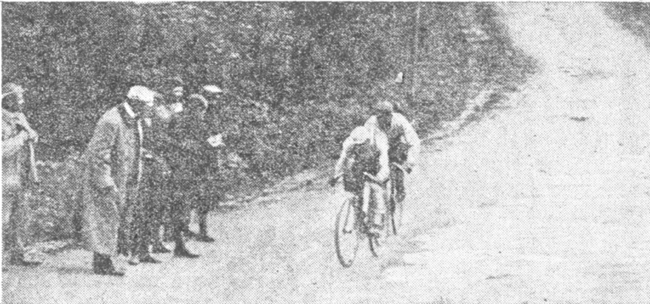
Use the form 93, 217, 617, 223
395, 113, 421, 167
376, 132, 390, 183
333, 136, 354, 178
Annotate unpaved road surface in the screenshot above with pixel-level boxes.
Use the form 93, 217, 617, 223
4, 3, 650, 304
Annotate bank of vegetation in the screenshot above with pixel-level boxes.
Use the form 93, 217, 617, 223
2, 3, 535, 243
604, 3, 650, 49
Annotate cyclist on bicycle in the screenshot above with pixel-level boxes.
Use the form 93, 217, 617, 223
330, 125, 390, 236
364, 100, 420, 203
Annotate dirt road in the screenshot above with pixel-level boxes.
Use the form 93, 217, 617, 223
4, 3, 650, 304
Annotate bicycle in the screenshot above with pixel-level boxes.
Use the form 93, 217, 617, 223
387, 162, 410, 235
332, 162, 410, 267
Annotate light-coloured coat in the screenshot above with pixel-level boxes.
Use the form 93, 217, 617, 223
81, 103, 142, 256
2, 110, 37, 193
2, 110, 38, 255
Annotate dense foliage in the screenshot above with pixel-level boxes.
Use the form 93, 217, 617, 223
604, 3, 650, 49
4, 2, 534, 179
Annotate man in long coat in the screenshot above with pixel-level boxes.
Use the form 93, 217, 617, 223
2, 83, 41, 267
81, 86, 155, 276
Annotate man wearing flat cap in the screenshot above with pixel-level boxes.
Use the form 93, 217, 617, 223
80, 85, 155, 276
2, 83, 41, 267
167, 93, 225, 257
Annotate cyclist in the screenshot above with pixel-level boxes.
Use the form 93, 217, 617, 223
330, 125, 390, 236
364, 100, 420, 203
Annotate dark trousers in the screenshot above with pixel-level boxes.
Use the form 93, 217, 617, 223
130, 179, 171, 256
2, 190, 26, 261
169, 179, 193, 247
389, 142, 409, 199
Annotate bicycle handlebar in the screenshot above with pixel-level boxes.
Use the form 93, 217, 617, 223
329, 162, 410, 187
391, 162, 412, 174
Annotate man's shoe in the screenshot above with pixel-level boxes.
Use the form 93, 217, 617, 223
185, 230, 200, 240
10, 259, 42, 267
195, 234, 215, 243
103, 268, 126, 276
151, 242, 171, 254
173, 247, 200, 259
127, 255, 140, 266
94, 257, 125, 276
139, 254, 162, 264
9, 255, 42, 267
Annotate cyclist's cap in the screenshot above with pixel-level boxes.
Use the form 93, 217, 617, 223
349, 126, 370, 144
203, 85, 223, 94
172, 86, 184, 97
373, 100, 394, 114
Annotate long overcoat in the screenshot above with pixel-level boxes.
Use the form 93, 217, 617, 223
81, 103, 142, 256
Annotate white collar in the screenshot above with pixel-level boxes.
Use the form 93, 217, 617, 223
123, 102, 136, 118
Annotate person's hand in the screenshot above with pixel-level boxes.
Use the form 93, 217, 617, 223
328, 177, 338, 187
15, 113, 38, 142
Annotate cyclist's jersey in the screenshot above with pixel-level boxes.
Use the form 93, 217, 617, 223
334, 127, 389, 194
364, 113, 421, 167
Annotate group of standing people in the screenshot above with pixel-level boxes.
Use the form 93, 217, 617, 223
2, 80, 227, 276
2, 79, 422, 277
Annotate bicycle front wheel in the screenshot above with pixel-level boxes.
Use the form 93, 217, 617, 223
389, 197, 404, 235
368, 219, 390, 257
335, 197, 360, 267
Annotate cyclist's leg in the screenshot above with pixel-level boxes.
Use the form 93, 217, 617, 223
368, 183, 386, 234
393, 166, 405, 203
389, 142, 409, 203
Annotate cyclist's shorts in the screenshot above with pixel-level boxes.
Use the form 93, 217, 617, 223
343, 171, 365, 194
389, 142, 408, 163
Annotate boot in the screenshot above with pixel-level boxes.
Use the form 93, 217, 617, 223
173, 237, 200, 258
196, 220, 215, 243
151, 241, 171, 254
93, 253, 125, 276
127, 255, 140, 266
139, 253, 162, 264
8, 252, 41, 267
173, 245, 200, 259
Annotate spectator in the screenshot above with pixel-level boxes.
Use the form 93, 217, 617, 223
2, 83, 41, 267
80, 86, 155, 276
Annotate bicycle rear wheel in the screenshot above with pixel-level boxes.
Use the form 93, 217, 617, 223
335, 198, 360, 267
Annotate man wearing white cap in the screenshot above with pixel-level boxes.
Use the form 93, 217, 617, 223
80, 85, 155, 276
364, 100, 420, 203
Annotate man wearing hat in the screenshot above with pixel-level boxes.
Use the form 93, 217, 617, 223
80, 85, 155, 276
329, 125, 390, 235
2, 83, 41, 267
166, 94, 210, 257
364, 100, 421, 203
188, 85, 227, 242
